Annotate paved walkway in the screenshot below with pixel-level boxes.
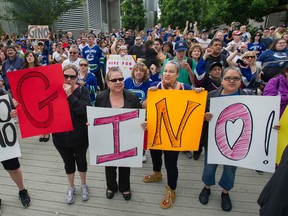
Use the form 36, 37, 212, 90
0, 128, 270, 216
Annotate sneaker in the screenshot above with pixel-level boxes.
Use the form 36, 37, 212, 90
193, 153, 200, 160
142, 155, 147, 163
199, 187, 211, 205
221, 192, 232, 212
254, 170, 264, 175
184, 151, 192, 159
66, 187, 76, 204
19, 188, 31, 208
81, 184, 90, 201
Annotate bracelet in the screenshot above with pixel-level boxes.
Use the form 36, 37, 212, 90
236, 48, 241, 53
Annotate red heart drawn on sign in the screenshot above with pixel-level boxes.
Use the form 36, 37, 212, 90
215, 103, 253, 160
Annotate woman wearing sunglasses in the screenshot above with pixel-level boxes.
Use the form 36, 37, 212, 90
95, 67, 145, 201
77, 59, 97, 106
247, 33, 267, 57
52, 64, 91, 205
199, 67, 251, 212
227, 48, 263, 94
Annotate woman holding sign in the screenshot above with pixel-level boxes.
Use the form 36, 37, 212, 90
52, 64, 91, 205
0, 88, 31, 208
199, 66, 251, 212
95, 67, 143, 201
143, 61, 204, 209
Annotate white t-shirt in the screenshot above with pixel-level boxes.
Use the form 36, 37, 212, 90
53, 51, 68, 63
62, 58, 81, 71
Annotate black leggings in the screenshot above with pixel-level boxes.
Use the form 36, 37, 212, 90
105, 166, 130, 193
1, 157, 20, 170
54, 144, 88, 174
150, 149, 179, 190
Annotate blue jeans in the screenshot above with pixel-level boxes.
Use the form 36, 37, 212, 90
202, 151, 237, 191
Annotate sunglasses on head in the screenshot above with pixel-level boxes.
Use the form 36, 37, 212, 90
109, 77, 124, 82
64, 74, 77, 80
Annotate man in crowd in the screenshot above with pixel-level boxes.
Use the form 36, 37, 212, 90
128, 35, 144, 59
62, 44, 81, 70
1, 45, 24, 91
82, 34, 104, 90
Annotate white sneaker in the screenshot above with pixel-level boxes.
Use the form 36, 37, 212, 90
81, 184, 90, 201
66, 187, 76, 204
142, 155, 147, 163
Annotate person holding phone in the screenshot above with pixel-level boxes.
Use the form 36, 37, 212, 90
227, 48, 263, 94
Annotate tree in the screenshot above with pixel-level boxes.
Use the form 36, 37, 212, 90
159, 0, 196, 30
0, 0, 84, 27
121, 0, 146, 31
159, 0, 285, 30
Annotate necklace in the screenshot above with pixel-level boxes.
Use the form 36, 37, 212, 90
133, 79, 143, 87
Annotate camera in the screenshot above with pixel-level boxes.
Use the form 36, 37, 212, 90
236, 59, 247, 67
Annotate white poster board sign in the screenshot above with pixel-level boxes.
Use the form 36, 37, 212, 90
0, 95, 21, 162
28, 25, 49, 39
87, 107, 145, 167
106, 54, 136, 79
208, 96, 280, 172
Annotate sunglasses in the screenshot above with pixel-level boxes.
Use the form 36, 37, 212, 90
69, 52, 78, 55
64, 74, 77, 80
80, 64, 88, 67
244, 56, 255, 59
109, 77, 124, 82
223, 76, 241, 81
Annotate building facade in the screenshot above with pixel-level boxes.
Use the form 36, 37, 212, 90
55, 0, 120, 36
0, 0, 121, 37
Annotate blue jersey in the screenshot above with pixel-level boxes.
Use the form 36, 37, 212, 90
124, 77, 152, 103
82, 44, 104, 74
257, 49, 288, 68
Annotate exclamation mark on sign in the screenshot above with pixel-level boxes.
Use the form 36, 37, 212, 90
263, 111, 275, 164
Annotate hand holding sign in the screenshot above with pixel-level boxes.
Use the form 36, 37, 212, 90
7, 64, 73, 138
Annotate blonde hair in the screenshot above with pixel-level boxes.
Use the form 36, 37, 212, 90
131, 63, 150, 82
242, 51, 257, 66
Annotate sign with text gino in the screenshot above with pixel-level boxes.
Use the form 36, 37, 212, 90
7, 64, 73, 138
28, 25, 49, 39
0, 95, 21, 162
208, 96, 280, 173
87, 107, 145, 167
147, 90, 207, 151
106, 54, 136, 79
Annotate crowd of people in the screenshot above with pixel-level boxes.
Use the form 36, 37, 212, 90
0, 20, 287, 214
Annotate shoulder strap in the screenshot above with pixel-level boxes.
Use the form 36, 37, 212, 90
187, 57, 193, 68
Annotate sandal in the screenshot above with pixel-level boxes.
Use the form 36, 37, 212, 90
143, 172, 162, 183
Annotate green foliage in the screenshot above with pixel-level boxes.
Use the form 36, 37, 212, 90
159, 0, 196, 30
121, 0, 146, 31
1, 0, 84, 26
159, 0, 283, 30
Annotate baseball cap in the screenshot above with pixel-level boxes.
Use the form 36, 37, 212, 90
174, 40, 188, 52
201, 29, 208, 33
209, 62, 222, 71
269, 26, 276, 30
233, 30, 242, 36
38, 41, 44, 46
56, 42, 63, 46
